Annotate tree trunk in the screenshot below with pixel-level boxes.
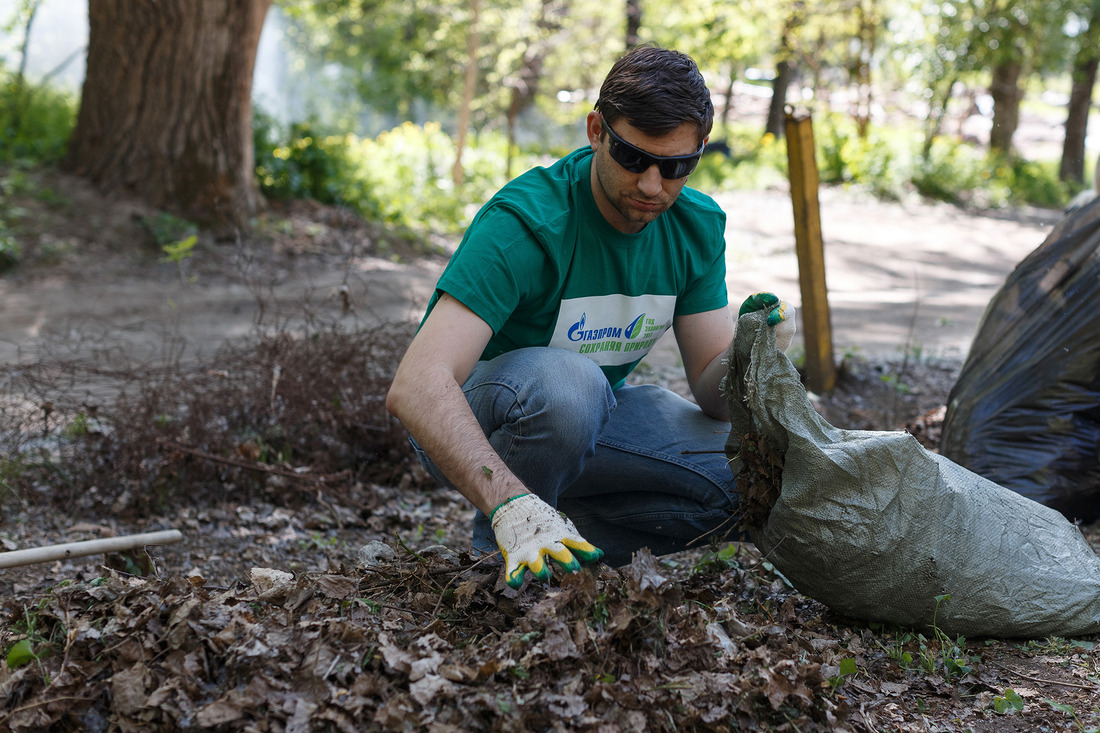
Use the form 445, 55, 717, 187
853, 0, 877, 139
625, 0, 642, 50
765, 12, 799, 140
1060, 55, 1099, 183
765, 60, 796, 139
988, 59, 1022, 154
453, 0, 481, 188
64, 0, 272, 232
1060, 25, 1100, 184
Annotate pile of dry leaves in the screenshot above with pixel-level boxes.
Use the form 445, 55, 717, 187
2, 505, 1098, 732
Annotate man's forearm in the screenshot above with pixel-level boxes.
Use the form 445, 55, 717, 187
387, 369, 526, 515
692, 348, 731, 421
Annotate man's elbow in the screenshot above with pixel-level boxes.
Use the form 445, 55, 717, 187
385, 372, 409, 420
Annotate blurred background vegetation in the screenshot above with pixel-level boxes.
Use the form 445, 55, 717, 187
1, 0, 1098, 249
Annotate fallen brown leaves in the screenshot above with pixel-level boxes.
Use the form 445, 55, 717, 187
0, 544, 840, 732
7, 537, 1096, 732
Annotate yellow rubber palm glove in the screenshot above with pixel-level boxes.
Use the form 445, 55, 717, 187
739, 291, 797, 352
489, 494, 604, 589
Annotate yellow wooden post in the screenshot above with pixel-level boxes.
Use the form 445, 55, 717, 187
784, 108, 836, 393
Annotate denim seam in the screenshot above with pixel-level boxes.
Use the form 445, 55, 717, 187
462, 378, 527, 462
595, 435, 736, 490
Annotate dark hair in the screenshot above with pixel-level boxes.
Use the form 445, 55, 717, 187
594, 44, 713, 144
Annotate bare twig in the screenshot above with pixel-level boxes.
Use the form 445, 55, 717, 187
988, 659, 1100, 691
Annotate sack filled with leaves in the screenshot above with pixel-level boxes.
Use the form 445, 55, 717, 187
722, 309, 1100, 639
940, 198, 1100, 524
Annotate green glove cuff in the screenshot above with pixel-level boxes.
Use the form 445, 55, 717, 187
489, 493, 529, 522
738, 291, 780, 318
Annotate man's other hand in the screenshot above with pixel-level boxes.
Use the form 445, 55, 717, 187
489, 494, 604, 589
739, 291, 797, 352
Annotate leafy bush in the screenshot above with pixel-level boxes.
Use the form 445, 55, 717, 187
910, 138, 985, 204
999, 156, 1070, 209
689, 125, 789, 193
816, 114, 908, 200
0, 63, 77, 166
253, 116, 550, 235
253, 111, 354, 206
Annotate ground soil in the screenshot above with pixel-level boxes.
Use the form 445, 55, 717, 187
0, 168, 1097, 731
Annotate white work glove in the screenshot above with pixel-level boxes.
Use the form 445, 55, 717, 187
489, 494, 604, 589
739, 292, 797, 352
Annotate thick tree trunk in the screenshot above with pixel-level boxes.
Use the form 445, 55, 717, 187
989, 60, 1022, 154
64, 0, 272, 232
1060, 49, 1099, 183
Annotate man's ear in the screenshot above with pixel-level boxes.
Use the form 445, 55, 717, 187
586, 111, 602, 151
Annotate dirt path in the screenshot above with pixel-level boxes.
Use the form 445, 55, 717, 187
0, 184, 1064, 369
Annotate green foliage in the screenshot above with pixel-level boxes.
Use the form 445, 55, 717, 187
253, 114, 550, 236
254, 111, 354, 205
139, 212, 199, 248
911, 138, 984, 204
0, 62, 77, 166
816, 114, 908, 200
690, 125, 789, 193
827, 656, 859, 692
0, 170, 25, 272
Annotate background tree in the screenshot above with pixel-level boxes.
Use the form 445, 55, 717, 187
981, 0, 1072, 154
765, 4, 805, 139
901, 0, 982, 159
1059, 0, 1100, 183
647, 0, 776, 132
64, 0, 271, 231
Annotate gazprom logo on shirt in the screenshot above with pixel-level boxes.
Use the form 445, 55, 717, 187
567, 313, 624, 342
550, 294, 675, 367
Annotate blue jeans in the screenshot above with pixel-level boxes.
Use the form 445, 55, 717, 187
411, 347, 741, 566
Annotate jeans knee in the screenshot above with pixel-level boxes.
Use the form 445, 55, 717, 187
510, 349, 612, 449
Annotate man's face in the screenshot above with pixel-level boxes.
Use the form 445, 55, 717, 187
586, 112, 704, 234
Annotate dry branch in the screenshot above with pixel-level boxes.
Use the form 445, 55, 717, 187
0, 530, 183, 569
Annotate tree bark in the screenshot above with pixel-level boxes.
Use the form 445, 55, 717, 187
989, 59, 1022, 154
766, 60, 796, 139
452, 0, 481, 188
1060, 54, 1099, 183
64, 0, 272, 232
625, 0, 642, 50
1060, 22, 1100, 184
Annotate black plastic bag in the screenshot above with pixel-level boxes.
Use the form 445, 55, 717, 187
940, 198, 1100, 524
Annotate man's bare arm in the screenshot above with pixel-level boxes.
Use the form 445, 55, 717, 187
385, 294, 527, 515
673, 306, 736, 421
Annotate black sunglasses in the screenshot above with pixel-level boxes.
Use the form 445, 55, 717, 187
602, 119, 704, 179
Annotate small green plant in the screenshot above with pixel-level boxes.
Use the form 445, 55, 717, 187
1043, 699, 1100, 732
827, 656, 859, 692
691, 542, 743, 575
993, 688, 1025, 714
880, 373, 912, 395
928, 594, 975, 681
161, 234, 199, 283
141, 212, 199, 247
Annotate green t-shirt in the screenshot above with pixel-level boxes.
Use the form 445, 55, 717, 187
429, 146, 728, 388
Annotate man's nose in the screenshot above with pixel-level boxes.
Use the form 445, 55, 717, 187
637, 165, 663, 197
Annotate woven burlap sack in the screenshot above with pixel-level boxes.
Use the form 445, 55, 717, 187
723, 310, 1100, 638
